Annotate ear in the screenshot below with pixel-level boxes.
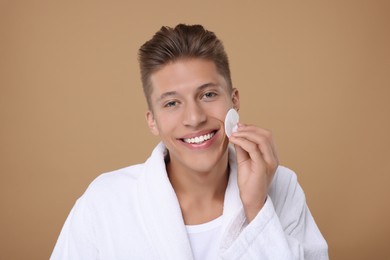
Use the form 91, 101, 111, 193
231, 88, 240, 111
146, 110, 159, 136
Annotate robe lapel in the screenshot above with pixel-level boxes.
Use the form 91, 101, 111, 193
220, 144, 247, 252
137, 143, 193, 259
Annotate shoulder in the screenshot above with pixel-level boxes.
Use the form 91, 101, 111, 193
79, 143, 167, 204
268, 166, 306, 215
270, 165, 299, 190
92, 164, 144, 187
81, 164, 145, 203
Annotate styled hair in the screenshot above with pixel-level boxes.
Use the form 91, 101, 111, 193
138, 24, 232, 108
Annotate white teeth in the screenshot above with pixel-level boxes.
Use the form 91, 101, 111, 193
183, 132, 215, 144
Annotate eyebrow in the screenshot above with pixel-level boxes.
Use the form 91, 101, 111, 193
156, 82, 220, 102
157, 91, 178, 102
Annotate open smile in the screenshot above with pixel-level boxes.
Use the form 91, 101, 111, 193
180, 130, 217, 145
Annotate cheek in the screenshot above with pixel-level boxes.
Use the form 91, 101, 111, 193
155, 112, 179, 133
205, 102, 231, 122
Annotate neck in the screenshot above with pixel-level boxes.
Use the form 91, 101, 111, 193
166, 150, 230, 224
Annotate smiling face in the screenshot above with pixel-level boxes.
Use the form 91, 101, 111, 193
146, 58, 239, 175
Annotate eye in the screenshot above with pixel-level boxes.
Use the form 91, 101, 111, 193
164, 100, 179, 108
202, 92, 218, 99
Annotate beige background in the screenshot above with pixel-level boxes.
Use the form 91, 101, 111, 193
1, 0, 389, 259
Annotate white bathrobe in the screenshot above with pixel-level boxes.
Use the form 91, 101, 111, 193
51, 142, 328, 260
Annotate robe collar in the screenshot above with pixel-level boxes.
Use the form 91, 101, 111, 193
137, 142, 245, 259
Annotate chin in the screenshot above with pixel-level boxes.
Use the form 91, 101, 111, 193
189, 161, 218, 174
185, 147, 229, 173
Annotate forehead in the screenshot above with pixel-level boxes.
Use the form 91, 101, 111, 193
149, 58, 228, 98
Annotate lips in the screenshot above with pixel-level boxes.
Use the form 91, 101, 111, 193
180, 130, 217, 145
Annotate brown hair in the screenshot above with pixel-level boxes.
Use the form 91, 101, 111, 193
138, 24, 232, 108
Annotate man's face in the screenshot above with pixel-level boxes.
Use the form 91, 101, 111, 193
146, 58, 239, 174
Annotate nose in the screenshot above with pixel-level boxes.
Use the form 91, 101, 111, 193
182, 101, 207, 127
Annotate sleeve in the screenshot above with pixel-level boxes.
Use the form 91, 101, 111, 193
220, 167, 329, 260
50, 195, 98, 260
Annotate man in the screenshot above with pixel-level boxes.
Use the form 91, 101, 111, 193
51, 24, 328, 259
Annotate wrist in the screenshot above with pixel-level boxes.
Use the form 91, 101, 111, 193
242, 196, 267, 223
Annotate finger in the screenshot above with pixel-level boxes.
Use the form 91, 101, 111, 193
232, 127, 279, 169
229, 135, 266, 167
236, 124, 278, 158
233, 143, 250, 165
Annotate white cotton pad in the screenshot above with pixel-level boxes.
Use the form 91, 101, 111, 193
224, 108, 239, 138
